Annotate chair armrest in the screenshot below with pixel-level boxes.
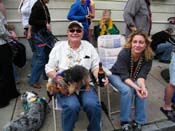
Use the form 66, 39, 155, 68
103, 67, 112, 76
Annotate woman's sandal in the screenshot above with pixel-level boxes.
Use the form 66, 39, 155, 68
160, 107, 175, 122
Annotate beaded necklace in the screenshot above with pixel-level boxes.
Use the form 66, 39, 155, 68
130, 53, 143, 80
67, 45, 82, 68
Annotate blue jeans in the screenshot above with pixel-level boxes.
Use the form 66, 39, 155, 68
28, 38, 36, 52
155, 42, 173, 61
28, 40, 47, 85
108, 74, 147, 124
56, 86, 101, 131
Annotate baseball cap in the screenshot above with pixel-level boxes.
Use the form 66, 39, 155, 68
68, 21, 84, 29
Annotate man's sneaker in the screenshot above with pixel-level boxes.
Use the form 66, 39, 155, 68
121, 123, 131, 131
133, 121, 142, 131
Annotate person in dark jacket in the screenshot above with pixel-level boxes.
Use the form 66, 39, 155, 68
67, 0, 90, 41
108, 31, 154, 131
151, 28, 175, 63
28, 0, 51, 89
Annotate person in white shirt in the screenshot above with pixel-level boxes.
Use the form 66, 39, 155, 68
45, 21, 108, 131
18, 0, 37, 50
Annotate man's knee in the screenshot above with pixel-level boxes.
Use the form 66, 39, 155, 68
83, 100, 101, 113
66, 102, 80, 112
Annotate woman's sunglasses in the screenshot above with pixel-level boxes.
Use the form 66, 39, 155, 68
69, 29, 82, 33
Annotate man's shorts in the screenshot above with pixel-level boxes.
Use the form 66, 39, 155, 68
170, 52, 175, 86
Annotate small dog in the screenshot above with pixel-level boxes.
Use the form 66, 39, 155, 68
3, 91, 47, 131
47, 65, 90, 96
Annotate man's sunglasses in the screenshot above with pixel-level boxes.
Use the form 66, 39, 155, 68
69, 29, 82, 33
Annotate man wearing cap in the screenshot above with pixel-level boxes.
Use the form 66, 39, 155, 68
45, 21, 108, 131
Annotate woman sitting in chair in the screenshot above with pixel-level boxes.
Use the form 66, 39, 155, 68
94, 9, 120, 40
108, 31, 154, 131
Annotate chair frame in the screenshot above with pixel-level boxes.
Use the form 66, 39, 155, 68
97, 34, 126, 119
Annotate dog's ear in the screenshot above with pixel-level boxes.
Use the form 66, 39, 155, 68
62, 69, 72, 83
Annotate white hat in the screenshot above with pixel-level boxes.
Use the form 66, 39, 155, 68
68, 21, 84, 29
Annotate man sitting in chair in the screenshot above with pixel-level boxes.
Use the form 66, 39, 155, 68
45, 21, 108, 131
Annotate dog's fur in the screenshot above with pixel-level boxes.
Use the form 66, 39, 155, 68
47, 65, 90, 95
3, 91, 47, 131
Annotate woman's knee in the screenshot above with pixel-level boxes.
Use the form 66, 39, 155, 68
121, 86, 132, 96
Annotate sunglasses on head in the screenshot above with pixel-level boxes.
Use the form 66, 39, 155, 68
69, 29, 82, 33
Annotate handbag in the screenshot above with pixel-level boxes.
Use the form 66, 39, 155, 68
8, 40, 26, 68
34, 29, 58, 48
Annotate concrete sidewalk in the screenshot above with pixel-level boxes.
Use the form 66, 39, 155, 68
0, 60, 175, 131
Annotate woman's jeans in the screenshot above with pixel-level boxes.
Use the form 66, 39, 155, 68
56, 86, 102, 131
155, 42, 173, 61
108, 74, 147, 124
28, 40, 47, 85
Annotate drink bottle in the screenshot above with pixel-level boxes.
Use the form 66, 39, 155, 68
98, 62, 105, 87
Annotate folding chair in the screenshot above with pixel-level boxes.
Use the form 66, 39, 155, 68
51, 95, 62, 131
97, 35, 126, 118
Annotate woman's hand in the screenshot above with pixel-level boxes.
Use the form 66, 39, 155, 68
136, 87, 148, 99
136, 78, 148, 99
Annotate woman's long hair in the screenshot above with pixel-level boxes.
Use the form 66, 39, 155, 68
124, 30, 154, 61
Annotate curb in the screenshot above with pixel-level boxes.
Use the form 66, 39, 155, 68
142, 120, 175, 131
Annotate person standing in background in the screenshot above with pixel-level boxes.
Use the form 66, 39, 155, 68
86, 0, 95, 42
28, 0, 51, 89
160, 47, 175, 121
0, 0, 6, 19
67, 0, 91, 41
0, 12, 20, 108
18, 0, 37, 78
18, 0, 37, 51
123, 0, 152, 38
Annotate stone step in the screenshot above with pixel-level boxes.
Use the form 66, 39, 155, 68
5, 0, 175, 37
6, 5, 175, 22
4, 0, 175, 7
8, 20, 171, 39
